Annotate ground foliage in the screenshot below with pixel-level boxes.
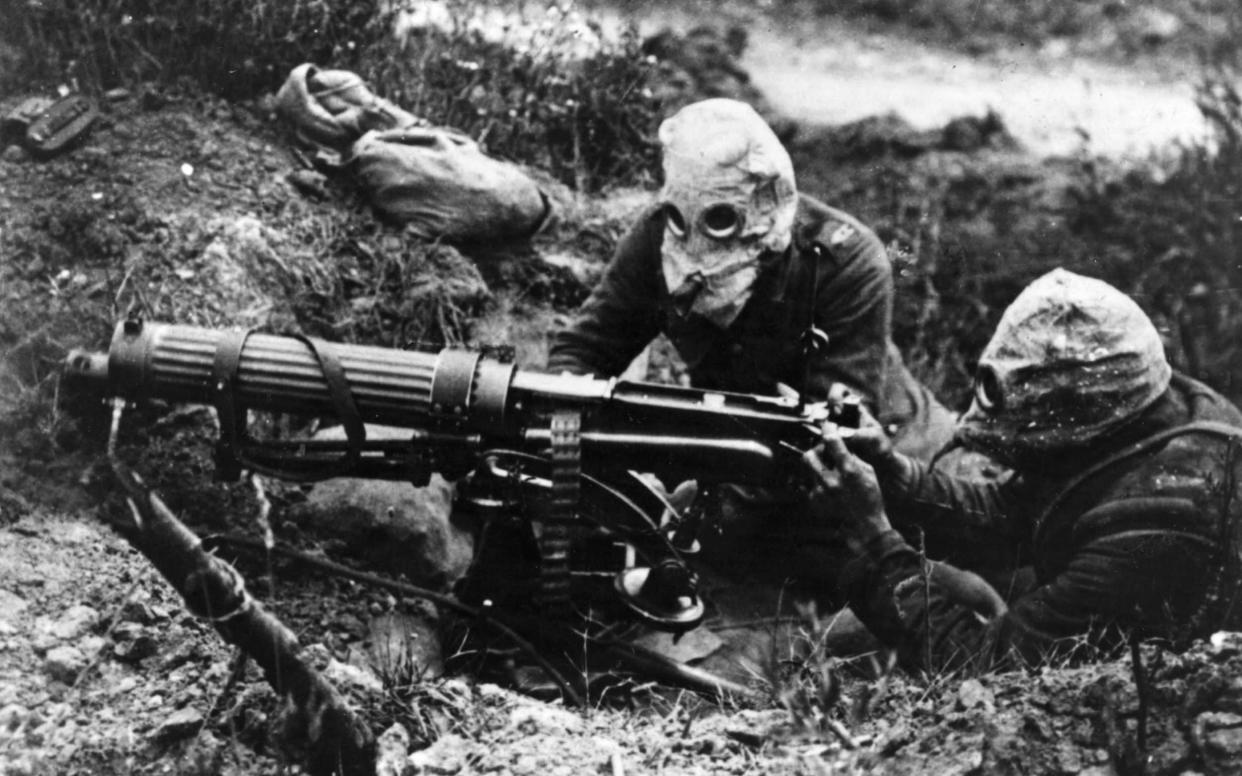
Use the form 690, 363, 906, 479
3, 0, 663, 191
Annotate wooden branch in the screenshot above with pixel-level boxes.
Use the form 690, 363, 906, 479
108, 457, 376, 776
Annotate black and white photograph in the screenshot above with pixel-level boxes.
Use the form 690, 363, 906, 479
2, 1, 1241, 773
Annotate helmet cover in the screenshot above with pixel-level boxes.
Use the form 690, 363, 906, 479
956, 268, 1172, 462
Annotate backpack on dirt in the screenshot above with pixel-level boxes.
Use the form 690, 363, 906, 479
275, 64, 551, 243
347, 127, 550, 242
275, 63, 421, 152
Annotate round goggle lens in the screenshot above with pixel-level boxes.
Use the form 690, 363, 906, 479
702, 204, 742, 239
973, 364, 1004, 412
663, 205, 687, 238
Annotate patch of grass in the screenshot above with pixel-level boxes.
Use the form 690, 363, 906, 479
4, 0, 385, 98
4, 0, 662, 191
365, 15, 661, 191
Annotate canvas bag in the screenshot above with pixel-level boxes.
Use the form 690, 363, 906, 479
275, 63, 421, 152
346, 127, 550, 242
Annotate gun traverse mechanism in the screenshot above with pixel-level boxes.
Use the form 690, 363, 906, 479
67, 318, 857, 664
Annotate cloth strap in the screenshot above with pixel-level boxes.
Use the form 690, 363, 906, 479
212, 330, 367, 479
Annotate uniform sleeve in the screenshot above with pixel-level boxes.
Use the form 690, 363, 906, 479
545, 215, 664, 377
846, 495, 1216, 673
881, 456, 1026, 556
802, 226, 894, 409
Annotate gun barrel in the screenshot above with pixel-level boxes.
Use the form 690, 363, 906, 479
67, 320, 530, 431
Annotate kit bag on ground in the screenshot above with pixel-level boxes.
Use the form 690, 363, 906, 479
347, 127, 549, 242
276, 64, 551, 242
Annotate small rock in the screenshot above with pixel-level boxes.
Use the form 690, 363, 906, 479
44, 604, 99, 641
0, 590, 28, 625
111, 622, 145, 642
476, 683, 512, 704
287, 168, 328, 199
2, 753, 42, 775
375, 723, 411, 776
323, 658, 384, 699
957, 678, 994, 711
879, 724, 914, 756
43, 646, 87, 683
407, 733, 474, 774
330, 612, 366, 639
507, 704, 583, 736
1054, 741, 1083, 773
1022, 713, 1053, 742
151, 707, 204, 741
119, 600, 159, 625
113, 634, 157, 663
182, 730, 225, 773
0, 704, 28, 737
299, 643, 333, 671
296, 427, 471, 587
1, 145, 27, 163
78, 636, 106, 658
158, 637, 200, 670
1133, 7, 1182, 46
1211, 632, 1242, 660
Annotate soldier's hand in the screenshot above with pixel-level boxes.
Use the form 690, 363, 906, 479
826, 384, 895, 468
802, 421, 892, 546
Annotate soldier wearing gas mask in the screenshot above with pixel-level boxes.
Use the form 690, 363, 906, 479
805, 269, 1242, 671
548, 98, 955, 590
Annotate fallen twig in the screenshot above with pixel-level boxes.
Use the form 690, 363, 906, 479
105, 400, 376, 776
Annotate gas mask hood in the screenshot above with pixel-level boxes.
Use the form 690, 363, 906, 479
954, 268, 1172, 464
657, 99, 798, 329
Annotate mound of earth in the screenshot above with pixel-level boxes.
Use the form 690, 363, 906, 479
6, 507, 1242, 775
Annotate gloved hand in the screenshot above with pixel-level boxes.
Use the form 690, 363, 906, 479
801, 421, 894, 550
825, 383, 910, 483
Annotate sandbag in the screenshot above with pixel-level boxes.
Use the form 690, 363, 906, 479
275, 63, 421, 151
347, 127, 550, 242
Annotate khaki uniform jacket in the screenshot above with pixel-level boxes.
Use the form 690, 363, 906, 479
547, 194, 947, 453
847, 374, 1242, 672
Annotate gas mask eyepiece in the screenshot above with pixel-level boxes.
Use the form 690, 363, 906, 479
972, 364, 1004, 413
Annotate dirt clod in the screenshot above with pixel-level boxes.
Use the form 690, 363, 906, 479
152, 706, 205, 742
42, 645, 87, 683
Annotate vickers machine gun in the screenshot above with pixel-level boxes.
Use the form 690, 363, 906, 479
67, 318, 859, 696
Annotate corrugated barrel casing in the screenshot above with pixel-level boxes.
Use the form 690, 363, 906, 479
98, 320, 521, 432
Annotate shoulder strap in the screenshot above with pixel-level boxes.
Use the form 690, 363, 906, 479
1035, 420, 1242, 533
799, 243, 830, 399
